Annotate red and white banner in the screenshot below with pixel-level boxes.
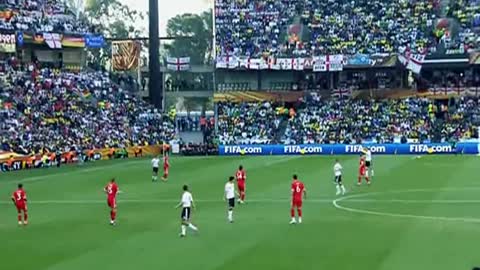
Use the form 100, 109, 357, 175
267, 58, 280, 70
313, 55, 344, 72
216, 55, 239, 69
399, 53, 425, 74
277, 58, 292, 70
428, 87, 469, 95
216, 56, 316, 70
240, 58, 261, 69
166, 57, 190, 71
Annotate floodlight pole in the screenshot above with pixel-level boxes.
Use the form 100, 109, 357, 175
148, 0, 162, 111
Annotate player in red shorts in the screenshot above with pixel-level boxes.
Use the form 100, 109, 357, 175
236, 165, 246, 203
104, 178, 119, 225
290, 174, 306, 224
162, 153, 169, 181
11, 183, 28, 225
357, 156, 370, 185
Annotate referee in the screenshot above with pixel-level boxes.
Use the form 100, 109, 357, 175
224, 176, 237, 223
175, 185, 199, 237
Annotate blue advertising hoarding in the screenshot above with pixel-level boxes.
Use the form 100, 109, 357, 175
85, 34, 105, 48
219, 143, 480, 156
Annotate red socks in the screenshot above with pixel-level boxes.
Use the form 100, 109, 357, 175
240, 192, 245, 201
110, 210, 116, 221
291, 208, 302, 218
17, 212, 27, 223
358, 177, 370, 184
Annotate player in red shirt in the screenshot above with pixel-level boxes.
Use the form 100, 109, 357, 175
236, 165, 246, 203
357, 156, 370, 185
104, 178, 119, 225
11, 183, 28, 225
290, 174, 306, 224
162, 153, 169, 181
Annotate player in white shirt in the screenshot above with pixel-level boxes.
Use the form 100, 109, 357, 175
334, 159, 346, 195
151, 156, 160, 182
362, 147, 374, 177
175, 185, 198, 237
224, 176, 238, 223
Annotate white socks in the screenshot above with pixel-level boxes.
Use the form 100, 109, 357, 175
336, 185, 341, 195
341, 185, 346, 195
228, 210, 233, 222
336, 184, 346, 195
188, 223, 198, 231
181, 223, 198, 236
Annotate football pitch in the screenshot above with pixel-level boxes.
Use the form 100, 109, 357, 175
1, 155, 479, 270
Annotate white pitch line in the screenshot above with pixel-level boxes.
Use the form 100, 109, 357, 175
333, 188, 480, 223
1, 159, 147, 184
357, 199, 480, 204
0, 198, 331, 204
1, 198, 480, 205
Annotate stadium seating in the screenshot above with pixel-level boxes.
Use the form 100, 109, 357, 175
217, 101, 283, 144
0, 0, 92, 34
215, 0, 300, 57
214, 0, 480, 56
0, 64, 176, 155
217, 95, 480, 145
446, 0, 480, 50
301, 0, 439, 55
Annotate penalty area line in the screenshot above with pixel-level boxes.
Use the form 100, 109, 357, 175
333, 192, 480, 224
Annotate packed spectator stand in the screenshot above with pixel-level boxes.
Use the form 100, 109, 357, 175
0, 60, 176, 156
217, 94, 480, 145
0, 0, 93, 34
217, 101, 283, 144
447, 0, 480, 50
215, 0, 479, 57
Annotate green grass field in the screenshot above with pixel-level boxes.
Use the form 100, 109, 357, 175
1, 155, 480, 270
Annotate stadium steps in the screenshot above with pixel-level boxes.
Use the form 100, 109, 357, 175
432, 118, 445, 142
179, 131, 204, 144
274, 117, 289, 144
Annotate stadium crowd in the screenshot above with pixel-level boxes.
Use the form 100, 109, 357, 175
301, 0, 438, 55
217, 94, 480, 145
217, 101, 283, 144
447, 0, 480, 50
0, 0, 92, 34
215, 0, 480, 57
0, 61, 176, 155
